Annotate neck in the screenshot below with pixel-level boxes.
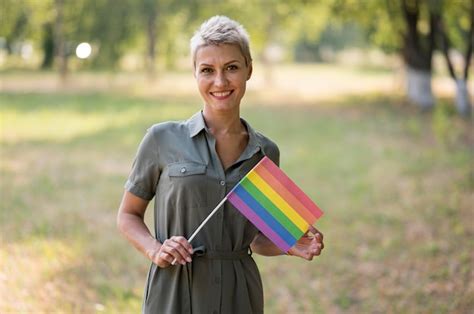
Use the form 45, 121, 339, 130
202, 107, 244, 135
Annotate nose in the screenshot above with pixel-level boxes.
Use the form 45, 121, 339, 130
214, 71, 228, 87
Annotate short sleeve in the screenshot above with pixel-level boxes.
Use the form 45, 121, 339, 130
262, 140, 280, 167
124, 127, 161, 200
270, 144, 280, 167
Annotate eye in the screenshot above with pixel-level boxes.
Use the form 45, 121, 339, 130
200, 67, 213, 74
226, 64, 238, 71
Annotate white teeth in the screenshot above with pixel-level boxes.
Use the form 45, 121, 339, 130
212, 91, 231, 97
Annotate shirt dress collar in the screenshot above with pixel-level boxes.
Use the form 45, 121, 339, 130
186, 111, 263, 154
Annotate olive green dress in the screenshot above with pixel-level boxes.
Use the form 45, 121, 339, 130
125, 111, 280, 314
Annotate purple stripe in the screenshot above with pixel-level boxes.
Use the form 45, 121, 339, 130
228, 193, 291, 252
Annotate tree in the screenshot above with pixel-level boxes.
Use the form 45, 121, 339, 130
41, 22, 55, 69
435, 0, 473, 116
138, 0, 195, 74
330, 0, 472, 115
80, 0, 139, 69
0, 0, 29, 54
0, 0, 53, 58
399, 0, 437, 110
53, 0, 67, 79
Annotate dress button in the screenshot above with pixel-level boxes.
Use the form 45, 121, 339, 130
220, 180, 225, 186
214, 276, 220, 284
180, 167, 186, 173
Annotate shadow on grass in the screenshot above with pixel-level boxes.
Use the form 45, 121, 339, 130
1, 91, 197, 113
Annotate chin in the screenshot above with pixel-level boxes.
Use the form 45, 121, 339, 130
206, 101, 240, 112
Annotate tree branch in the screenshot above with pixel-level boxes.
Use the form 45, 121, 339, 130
435, 13, 457, 79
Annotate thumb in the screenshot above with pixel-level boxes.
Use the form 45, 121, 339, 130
308, 225, 317, 235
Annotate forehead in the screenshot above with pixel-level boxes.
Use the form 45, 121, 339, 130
195, 44, 245, 66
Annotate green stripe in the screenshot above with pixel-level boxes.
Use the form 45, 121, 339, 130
241, 178, 303, 239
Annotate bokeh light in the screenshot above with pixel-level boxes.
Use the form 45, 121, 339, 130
75, 42, 92, 59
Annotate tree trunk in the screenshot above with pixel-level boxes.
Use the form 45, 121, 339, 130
435, 1, 473, 117
145, 1, 157, 80
455, 79, 472, 116
54, 0, 67, 81
146, 13, 157, 79
41, 22, 55, 69
405, 66, 435, 110
401, 0, 435, 109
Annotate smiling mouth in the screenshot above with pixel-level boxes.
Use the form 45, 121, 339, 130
210, 90, 233, 98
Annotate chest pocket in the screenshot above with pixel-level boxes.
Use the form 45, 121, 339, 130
168, 162, 206, 177
166, 161, 209, 209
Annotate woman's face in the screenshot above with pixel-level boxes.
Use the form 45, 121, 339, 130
195, 44, 252, 113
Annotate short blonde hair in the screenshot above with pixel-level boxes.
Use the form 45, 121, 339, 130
190, 15, 252, 67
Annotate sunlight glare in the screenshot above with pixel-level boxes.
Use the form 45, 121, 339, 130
76, 42, 92, 59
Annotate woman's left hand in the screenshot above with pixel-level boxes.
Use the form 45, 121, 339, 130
287, 225, 324, 260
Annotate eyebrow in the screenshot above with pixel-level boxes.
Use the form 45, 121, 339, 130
198, 60, 241, 67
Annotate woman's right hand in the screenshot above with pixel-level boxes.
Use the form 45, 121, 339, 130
150, 236, 194, 268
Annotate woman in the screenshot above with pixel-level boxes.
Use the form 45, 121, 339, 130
117, 15, 324, 314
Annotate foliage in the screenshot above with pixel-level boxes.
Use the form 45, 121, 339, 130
331, 0, 472, 54
0, 0, 53, 47
0, 0, 471, 71
439, 0, 472, 52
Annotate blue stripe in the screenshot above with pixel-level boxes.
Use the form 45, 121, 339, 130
234, 185, 297, 247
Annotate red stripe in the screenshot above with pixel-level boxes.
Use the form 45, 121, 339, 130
254, 163, 316, 223
260, 157, 323, 219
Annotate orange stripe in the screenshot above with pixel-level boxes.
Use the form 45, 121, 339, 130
260, 157, 324, 219
254, 163, 316, 223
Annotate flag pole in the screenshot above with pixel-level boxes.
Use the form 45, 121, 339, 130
171, 195, 228, 265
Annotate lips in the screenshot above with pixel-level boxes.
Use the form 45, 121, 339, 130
210, 90, 233, 99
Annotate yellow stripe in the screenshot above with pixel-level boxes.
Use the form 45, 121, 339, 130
247, 171, 308, 232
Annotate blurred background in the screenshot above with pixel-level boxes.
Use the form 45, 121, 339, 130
1, 0, 473, 313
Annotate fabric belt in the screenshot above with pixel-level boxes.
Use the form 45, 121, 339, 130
192, 245, 252, 260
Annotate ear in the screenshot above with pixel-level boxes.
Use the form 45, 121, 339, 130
247, 62, 253, 80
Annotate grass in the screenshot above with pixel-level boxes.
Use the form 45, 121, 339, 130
1, 84, 473, 313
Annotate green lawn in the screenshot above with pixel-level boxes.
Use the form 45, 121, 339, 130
1, 90, 472, 313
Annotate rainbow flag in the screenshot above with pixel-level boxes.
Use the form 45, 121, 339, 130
227, 156, 324, 252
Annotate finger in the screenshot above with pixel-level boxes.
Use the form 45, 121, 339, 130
161, 251, 174, 263
313, 227, 324, 240
308, 225, 318, 235
316, 243, 324, 255
168, 238, 193, 262
307, 248, 320, 258
315, 244, 322, 255
309, 235, 323, 249
162, 247, 185, 265
173, 236, 194, 254
162, 240, 191, 264
315, 233, 323, 243
161, 239, 182, 265
313, 240, 323, 251
165, 243, 190, 265
309, 248, 319, 256
156, 251, 173, 267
